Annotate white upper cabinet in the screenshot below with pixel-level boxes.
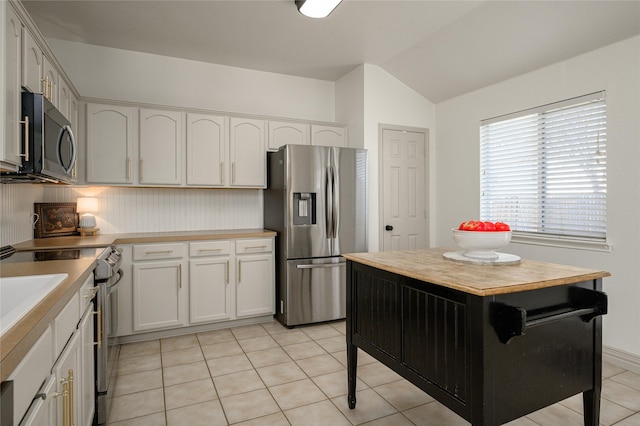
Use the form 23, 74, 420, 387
3, 4, 23, 169
57, 75, 70, 118
21, 27, 42, 94
186, 113, 227, 186
311, 124, 347, 147
86, 103, 136, 184
42, 56, 56, 105
267, 120, 309, 151
139, 108, 184, 185
229, 117, 266, 188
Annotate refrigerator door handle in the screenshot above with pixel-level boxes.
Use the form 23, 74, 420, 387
331, 165, 339, 240
325, 166, 334, 239
296, 262, 346, 270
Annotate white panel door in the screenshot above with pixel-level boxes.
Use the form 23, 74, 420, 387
381, 128, 427, 251
268, 120, 309, 151
229, 117, 265, 187
133, 260, 185, 331
57, 76, 70, 119
311, 124, 347, 147
4, 6, 22, 168
139, 109, 184, 185
86, 104, 135, 184
21, 27, 42, 94
186, 113, 227, 186
189, 257, 233, 323
236, 254, 274, 318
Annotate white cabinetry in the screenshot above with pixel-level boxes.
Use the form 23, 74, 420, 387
186, 113, 227, 186
21, 26, 42, 95
311, 124, 347, 147
189, 241, 233, 323
3, 4, 23, 169
267, 120, 309, 151
235, 239, 275, 318
139, 109, 184, 185
132, 243, 186, 331
86, 103, 136, 184
57, 75, 70, 119
229, 117, 266, 187
10, 274, 95, 426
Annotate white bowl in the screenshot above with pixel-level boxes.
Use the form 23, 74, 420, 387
452, 229, 512, 260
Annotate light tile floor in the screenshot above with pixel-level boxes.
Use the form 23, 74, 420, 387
107, 320, 640, 425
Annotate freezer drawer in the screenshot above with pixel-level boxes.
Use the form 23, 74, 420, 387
284, 258, 346, 326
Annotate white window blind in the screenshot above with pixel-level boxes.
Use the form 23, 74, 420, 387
480, 91, 607, 241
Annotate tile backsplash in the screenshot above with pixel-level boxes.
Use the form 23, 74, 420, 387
1, 185, 263, 246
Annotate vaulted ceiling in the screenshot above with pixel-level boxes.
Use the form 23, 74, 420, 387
22, 0, 640, 103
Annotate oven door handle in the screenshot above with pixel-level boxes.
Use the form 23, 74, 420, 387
108, 269, 124, 295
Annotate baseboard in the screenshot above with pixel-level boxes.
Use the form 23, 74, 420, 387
603, 345, 640, 373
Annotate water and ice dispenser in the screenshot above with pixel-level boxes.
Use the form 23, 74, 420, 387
293, 192, 316, 225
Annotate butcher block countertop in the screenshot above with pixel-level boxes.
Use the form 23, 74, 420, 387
343, 247, 610, 296
1, 229, 275, 382
12, 228, 277, 251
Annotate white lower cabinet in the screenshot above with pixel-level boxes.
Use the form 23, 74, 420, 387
17, 273, 94, 426
120, 236, 274, 336
236, 254, 274, 317
53, 331, 80, 426
189, 241, 233, 324
133, 260, 185, 331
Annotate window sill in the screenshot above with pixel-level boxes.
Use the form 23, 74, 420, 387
511, 234, 612, 253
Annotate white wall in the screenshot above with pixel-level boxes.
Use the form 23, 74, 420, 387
336, 64, 436, 252
435, 36, 640, 361
47, 39, 336, 122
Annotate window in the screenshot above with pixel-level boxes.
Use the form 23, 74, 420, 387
480, 91, 607, 245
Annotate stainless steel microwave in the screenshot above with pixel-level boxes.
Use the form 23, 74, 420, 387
1, 92, 77, 184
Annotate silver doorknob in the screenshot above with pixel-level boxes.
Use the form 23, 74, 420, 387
385, 225, 393, 231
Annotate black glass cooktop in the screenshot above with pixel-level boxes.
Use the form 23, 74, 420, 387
0, 246, 104, 263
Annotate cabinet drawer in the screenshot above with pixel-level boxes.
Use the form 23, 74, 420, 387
189, 240, 232, 257
236, 238, 273, 254
54, 292, 80, 359
7, 326, 53, 426
133, 243, 184, 261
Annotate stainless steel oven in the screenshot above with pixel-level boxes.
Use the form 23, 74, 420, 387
93, 246, 123, 425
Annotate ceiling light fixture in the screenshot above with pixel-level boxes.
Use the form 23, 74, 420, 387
295, 0, 343, 18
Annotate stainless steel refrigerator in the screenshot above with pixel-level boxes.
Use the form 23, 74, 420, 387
264, 145, 368, 326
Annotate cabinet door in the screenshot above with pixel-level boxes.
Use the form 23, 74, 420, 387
86, 104, 135, 184
229, 117, 266, 187
189, 257, 233, 323
19, 375, 57, 426
79, 306, 95, 426
139, 109, 184, 185
268, 121, 309, 151
57, 76, 70, 119
236, 254, 274, 317
53, 331, 81, 426
21, 27, 42, 94
133, 260, 185, 331
311, 124, 347, 147
3, 5, 22, 168
186, 113, 227, 186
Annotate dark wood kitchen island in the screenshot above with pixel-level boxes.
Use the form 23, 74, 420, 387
344, 248, 610, 426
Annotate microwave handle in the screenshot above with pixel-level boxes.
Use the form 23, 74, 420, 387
19, 116, 29, 162
57, 125, 77, 174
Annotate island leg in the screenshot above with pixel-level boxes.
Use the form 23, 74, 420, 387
583, 388, 600, 426
347, 342, 357, 409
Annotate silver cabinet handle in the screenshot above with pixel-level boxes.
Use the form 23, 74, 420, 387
220, 162, 224, 184
226, 260, 229, 284
198, 248, 222, 252
126, 157, 131, 180
84, 285, 99, 299
296, 263, 346, 270
243, 245, 267, 250
238, 259, 241, 283
178, 264, 182, 289
19, 116, 29, 161
145, 250, 173, 254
